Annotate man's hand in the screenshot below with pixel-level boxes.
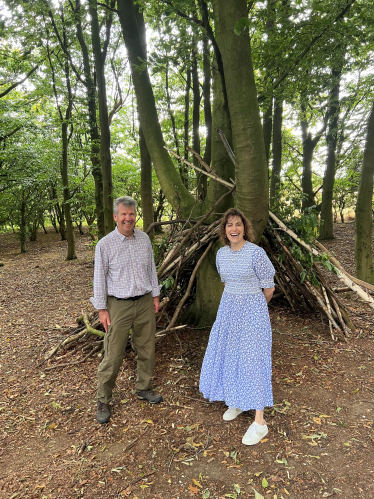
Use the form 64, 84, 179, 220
153, 296, 160, 314
99, 309, 111, 332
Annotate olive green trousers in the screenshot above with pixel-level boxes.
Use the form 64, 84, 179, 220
97, 293, 156, 404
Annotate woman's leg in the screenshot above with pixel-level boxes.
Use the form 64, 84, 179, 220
254, 409, 265, 425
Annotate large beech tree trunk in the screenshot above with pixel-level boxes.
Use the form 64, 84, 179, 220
187, 61, 234, 327
89, 0, 114, 235
355, 101, 374, 284
212, 0, 269, 242
270, 99, 283, 209
117, 0, 197, 216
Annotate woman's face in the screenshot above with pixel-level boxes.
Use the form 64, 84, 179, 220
225, 216, 244, 245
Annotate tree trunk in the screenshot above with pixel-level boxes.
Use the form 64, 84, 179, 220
61, 63, 76, 261
301, 130, 316, 211
203, 57, 235, 214
355, 100, 374, 284
117, 0, 197, 216
74, 0, 105, 239
182, 69, 191, 188
192, 46, 205, 199
270, 98, 283, 209
182, 240, 224, 327
320, 69, 342, 240
263, 100, 273, 166
212, 0, 269, 242
140, 126, 154, 240
89, 0, 114, 235
20, 197, 26, 253
134, 6, 154, 240
188, 63, 234, 326
202, 36, 212, 168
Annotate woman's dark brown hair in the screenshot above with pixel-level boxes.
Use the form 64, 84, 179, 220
219, 208, 254, 245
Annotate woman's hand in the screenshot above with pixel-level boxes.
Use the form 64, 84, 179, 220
263, 286, 275, 304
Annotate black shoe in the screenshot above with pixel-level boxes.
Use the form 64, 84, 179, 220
137, 389, 163, 404
97, 401, 110, 423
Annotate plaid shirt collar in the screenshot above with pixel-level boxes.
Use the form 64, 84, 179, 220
114, 226, 136, 242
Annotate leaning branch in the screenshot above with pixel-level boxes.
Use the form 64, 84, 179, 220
164, 146, 234, 190
0, 65, 39, 99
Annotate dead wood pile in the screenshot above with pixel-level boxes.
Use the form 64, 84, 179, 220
41, 143, 374, 367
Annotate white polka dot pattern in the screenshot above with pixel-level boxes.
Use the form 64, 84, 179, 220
199, 241, 275, 411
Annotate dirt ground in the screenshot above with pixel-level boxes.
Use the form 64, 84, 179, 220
1, 223, 374, 499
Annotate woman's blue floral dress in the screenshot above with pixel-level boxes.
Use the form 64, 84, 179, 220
199, 242, 275, 411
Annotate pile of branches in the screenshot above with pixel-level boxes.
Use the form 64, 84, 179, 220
41, 144, 374, 367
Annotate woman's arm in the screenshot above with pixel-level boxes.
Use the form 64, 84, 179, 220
263, 286, 275, 304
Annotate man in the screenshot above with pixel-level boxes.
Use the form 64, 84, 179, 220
90, 196, 162, 424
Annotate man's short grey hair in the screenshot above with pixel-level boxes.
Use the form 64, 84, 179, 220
113, 196, 137, 215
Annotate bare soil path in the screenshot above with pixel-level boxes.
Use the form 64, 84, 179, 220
1, 223, 374, 499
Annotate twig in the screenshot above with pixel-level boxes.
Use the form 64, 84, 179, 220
42, 344, 102, 371
217, 128, 236, 166
155, 324, 187, 338
180, 395, 217, 405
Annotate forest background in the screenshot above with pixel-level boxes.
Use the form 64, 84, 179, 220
1, 0, 374, 326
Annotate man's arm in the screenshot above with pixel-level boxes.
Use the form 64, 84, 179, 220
147, 237, 161, 307
90, 243, 109, 312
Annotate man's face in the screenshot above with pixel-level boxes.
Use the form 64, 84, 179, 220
113, 203, 136, 237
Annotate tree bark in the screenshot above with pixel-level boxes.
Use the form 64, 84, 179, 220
74, 0, 104, 239
202, 36, 212, 168
182, 68, 191, 188
301, 107, 316, 211
320, 68, 342, 240
212, 0, 268, 241
270, 98, 283, 209
187, 59, 234, 326
117, 0, 197, 216
192, 45, 205, 199
355, 101, 374, 284
203, 57, 235, 215
134, 6, 154, 240
20, 197, 26, 253
61, 60, 76, 260
89, 0, 114, 235
263, 100, 273, 166
140, 126, 154, 239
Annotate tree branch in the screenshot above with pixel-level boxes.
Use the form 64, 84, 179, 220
0, 65, 39, 99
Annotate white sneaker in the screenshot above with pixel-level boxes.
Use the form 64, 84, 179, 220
223, 407, 243, 421
242, 421, 268, 445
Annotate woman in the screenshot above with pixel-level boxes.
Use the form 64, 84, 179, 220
199, 208, 275, 445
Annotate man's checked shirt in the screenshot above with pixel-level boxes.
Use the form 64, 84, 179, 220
90, 227, 160, 310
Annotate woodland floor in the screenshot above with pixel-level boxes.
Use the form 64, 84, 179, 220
1, 222, 374, 499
